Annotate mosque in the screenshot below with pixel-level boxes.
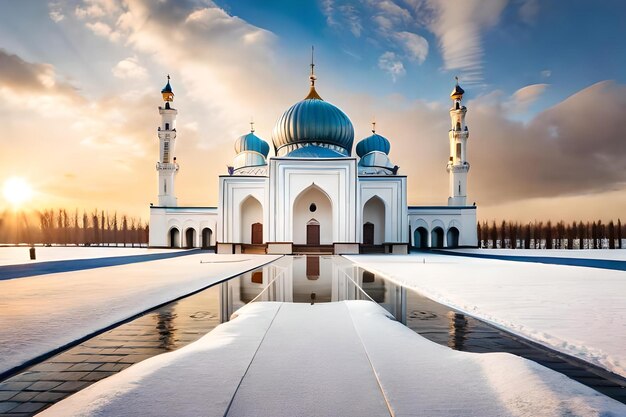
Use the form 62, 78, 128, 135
148, 62, 477, 253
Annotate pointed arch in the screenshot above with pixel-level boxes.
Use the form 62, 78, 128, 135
362, 195, 386, 245
447, 227, 460, 248
184, 228, 196, 248
293, 184, 333, 245
168, 227, 180, 248
240, 195, 263, 244
201, 228, 213, 249
431, 227, 444, 248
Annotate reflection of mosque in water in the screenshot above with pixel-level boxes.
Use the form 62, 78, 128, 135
219, 255, 406, 323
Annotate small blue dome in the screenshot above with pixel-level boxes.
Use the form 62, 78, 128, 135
161, 81, 172, 94
234, 132, 270, 157
356, 133, 391, 157
272, 87, 354, 157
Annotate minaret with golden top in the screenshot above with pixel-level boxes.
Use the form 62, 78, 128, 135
157, 75, 179, 207
447, 77, 470, 206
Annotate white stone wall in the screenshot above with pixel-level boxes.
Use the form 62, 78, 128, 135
359, 176, 408, 243
268, 158, 357, 243
149, 207, 218, 247
219, 176, 268, 243
292, 186, 333, 244
408, 206, 477, 248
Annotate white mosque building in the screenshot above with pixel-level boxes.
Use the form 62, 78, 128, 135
149, 65, 477, 254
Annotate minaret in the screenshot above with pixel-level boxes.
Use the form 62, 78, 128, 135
156, 75, 179, 206
447, 77, 470, 206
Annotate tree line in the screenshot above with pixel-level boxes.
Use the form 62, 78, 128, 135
477, 219, 624, 249
0, 208, 148, 246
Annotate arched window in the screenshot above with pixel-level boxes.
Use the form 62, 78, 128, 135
201, 228, 212, 249
165, 122, 170, 130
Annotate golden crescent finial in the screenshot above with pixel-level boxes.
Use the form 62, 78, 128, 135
310, 45, 316, 87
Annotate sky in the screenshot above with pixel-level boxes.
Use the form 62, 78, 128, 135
0, 0, 625, 222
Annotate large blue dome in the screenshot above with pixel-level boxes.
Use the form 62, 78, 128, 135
234, 132, 270, 157
356, 133, 391, 157
272, 86, 354, 157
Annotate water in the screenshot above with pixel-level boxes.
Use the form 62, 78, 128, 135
0, 255, 624, 415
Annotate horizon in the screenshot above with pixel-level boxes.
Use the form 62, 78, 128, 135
1, 0, 625, 223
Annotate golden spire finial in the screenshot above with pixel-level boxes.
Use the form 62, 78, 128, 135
161, 74, 174, 102
309, 45, 316, 87
304, 45, 322, 100
250, 117, 255, 133
450, 75, 465, 100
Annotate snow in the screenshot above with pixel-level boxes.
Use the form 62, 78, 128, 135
447, 248, 626, 261
39, 301, 626, 417
0, 253, 280, 377
0, 246, 180, 266
346, 253, 626, 378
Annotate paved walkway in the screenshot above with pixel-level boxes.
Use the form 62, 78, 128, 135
225, 303, 390, 416
429, 249, 626, 271
38, 301, 626, 417
0, 250, 200, 281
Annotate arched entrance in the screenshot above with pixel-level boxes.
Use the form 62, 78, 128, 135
431, 227, 444, 248
169, 227, 180, 248
293, 185, 332, 244
251, 223, 263, 244
363, 223, 374, 245
414, 227, 428, 248
185, 228, 196, 248
362, 196, 385, 244
447, 227, 460, 248
306, 219, 320, 245
240, 195, 263, 244
201, 228, 212, 249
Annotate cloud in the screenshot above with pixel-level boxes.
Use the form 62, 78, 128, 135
378, 51, 406, 81
112, 56, 148, 79
75, 0, 120, 19
467, 80, 626, 203
518, 0, 539, 24
322, 0, 363, 37
85, 21, 120, 42
415, 0, 508, 84
372, 0, 412, 26
394, 31, 429, 63
0, 49, 79, 101
541, 69, 552, 79
48, 1, 65, 22
509, 83, 548, 112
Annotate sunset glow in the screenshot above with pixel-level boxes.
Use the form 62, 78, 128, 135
2, 177, 33, 208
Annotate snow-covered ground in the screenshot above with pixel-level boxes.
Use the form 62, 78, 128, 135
346, 253, 626, 378
0, 253, 279, 376
0, 246, 181, 266
446, 248, 626, 261
39, 301, 626, 417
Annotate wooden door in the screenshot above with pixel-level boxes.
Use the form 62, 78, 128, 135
306, 256, 320, 280
363, 223, 374, 245
306, 224, 320, 245
251, 223, 263, 244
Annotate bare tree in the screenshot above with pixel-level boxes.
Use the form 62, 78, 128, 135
608, 221, 615, 249
122, 215, 128, 247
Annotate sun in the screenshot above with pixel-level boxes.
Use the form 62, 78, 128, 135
3, 177, 34, 208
